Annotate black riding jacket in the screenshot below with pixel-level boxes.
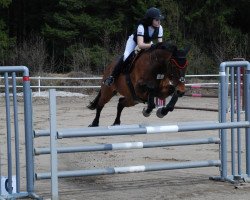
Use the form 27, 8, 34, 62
133, 24, 159, 44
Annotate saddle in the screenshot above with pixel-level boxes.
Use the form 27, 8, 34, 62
121, 49, 145, 74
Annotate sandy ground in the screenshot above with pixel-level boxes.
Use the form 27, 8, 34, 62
1, 93, 250, 200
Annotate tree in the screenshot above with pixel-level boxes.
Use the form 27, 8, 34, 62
0, 0, 11, 65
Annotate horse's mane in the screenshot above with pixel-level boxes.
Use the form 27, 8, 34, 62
147, 41, 177, 53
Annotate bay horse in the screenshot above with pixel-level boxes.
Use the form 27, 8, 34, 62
88, 41, 190, 127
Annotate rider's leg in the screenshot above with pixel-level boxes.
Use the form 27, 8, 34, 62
104, 35, 136, 86
104, 56, 124, 86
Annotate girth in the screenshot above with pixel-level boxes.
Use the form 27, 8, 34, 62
123, 50, 146, 103
125, 73, 142, 103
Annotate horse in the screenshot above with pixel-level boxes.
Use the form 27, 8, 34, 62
87, 41, 190, 127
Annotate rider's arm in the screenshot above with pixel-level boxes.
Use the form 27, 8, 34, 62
157, 25, 163, 42
137, 36, 152, 49
136, 24, 152, 49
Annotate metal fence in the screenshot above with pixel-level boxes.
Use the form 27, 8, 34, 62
0, 75, 220, 96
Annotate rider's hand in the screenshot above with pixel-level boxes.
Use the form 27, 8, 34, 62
150, 43, 156, 50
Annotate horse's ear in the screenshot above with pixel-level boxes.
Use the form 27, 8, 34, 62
183, 44, 191, 55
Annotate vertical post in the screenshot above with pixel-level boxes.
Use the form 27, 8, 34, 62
0, 148, 1, 197
49, 89, 59, 200
219, 62, 228, 179
4, 72, 13, 194
0, 66, 38, 198
245, 63, 250, 176
38, 76, 41, 96
230, 67, 235, 177
236, 67, 242, 175
12, 72, 20, 193
22, 70, 34, 194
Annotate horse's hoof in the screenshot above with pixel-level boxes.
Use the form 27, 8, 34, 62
142, 108, 151, 117
87, 103, 95, 110
112, 123, 120, 126
156, 108, 165, 118
88, 123, 98, 127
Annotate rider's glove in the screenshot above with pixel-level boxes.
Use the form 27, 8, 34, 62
150, 43, 156, 49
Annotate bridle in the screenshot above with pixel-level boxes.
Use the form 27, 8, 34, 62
170, 57, 188, 69
168, 56, 188, 84
148, 45, 188, 84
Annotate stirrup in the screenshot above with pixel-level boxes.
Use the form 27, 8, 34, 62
103, 76, 114, 86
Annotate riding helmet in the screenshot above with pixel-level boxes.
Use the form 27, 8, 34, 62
145, 7, 164, 20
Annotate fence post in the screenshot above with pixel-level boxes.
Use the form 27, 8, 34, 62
219, 62, 228, 179
0, 66, 39, 199
49, 89, 59, 200
22, 68, 35, 194
38, 76, 41, 96
245, 63, 250, 176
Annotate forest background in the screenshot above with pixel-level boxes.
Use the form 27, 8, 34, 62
0, 0, 249, 76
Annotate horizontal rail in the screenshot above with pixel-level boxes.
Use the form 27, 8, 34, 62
54, 121, 250, 138
0, 75, 221, 95
175, 106, 218, 112
36, 160, 221, 180
0, 85, 101, 89
0, 74, 219, 80
184, 94, 218, 98
34, 124, 141, 137
0, 76, 102, 80
34, 137, 220, 155
186, 83, 218, 86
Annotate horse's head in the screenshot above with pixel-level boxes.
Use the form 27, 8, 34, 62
138, 42, 190, 97
151, 42, 190, 83
150, 42, 190, 96
170, 44, 190, 83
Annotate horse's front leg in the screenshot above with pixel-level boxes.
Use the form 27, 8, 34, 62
142, 92, 155, 117
156, 91, 179, 118
156, 82, 185, 118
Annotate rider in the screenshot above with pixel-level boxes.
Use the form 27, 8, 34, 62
104, 7, 164, 86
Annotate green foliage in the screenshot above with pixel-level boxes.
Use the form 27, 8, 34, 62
89, 45, 110, 73
43, 23, 79, 40
187, 42, 217, 74
0, 1, 12, 64
67, 43, 111, 74
0, 0, 11, 8
0, 0, 249, 73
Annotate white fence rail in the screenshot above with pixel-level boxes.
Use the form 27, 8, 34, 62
0, 74, 220, 96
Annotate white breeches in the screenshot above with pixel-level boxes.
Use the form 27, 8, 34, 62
123, 35, 137, 61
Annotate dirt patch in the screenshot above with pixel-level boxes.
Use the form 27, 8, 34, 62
1, 94, 249, 200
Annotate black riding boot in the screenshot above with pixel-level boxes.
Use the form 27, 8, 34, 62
104, 56, 124, 86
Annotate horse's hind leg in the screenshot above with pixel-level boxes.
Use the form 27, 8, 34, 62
89, 105, 104, 127
88, 87, 115, 127
113, 97, 125, 125
87, 90, 101, 110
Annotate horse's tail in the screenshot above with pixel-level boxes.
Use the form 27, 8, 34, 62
87, 90, 101, 110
